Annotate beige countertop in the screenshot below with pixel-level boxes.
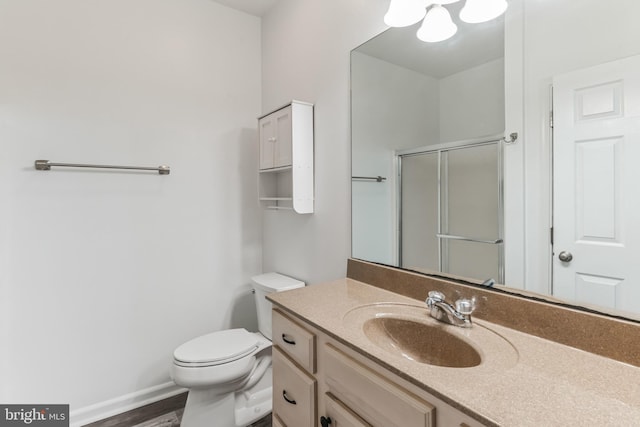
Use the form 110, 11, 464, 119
268, 278, 640, 426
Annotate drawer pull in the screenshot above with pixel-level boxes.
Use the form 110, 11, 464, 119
282, 390, 297, 405
282, 333, 297, 345
320, 416, 333, 427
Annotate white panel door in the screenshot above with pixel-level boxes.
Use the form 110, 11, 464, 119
553, 55, 640, 313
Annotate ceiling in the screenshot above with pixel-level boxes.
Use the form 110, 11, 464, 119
211, 0, 281, 17
211, 1, 503, 78
354, 3, 504, 78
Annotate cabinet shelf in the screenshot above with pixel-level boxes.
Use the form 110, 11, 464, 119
266, 206, 294, 211
258, 100, 314, 213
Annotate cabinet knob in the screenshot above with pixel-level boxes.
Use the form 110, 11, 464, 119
320, 416, 332, 427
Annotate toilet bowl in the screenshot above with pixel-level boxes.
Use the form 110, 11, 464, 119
171, 272, 305, 427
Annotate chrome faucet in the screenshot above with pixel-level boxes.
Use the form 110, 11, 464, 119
481, 278, 495, 288
425, 291, 476, 328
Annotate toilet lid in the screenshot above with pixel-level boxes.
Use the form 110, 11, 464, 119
174, 329, 260, 367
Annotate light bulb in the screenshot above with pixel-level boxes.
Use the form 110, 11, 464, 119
460, 0, 508, 24
384, 0, 428, 27
416, 5, 458, 43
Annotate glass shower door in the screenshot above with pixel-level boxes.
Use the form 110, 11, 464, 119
400, 152, 439, 272
439, 143, 503, 282
399, 140, 503, 283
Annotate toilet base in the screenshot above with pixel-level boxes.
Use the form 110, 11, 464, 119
235, 366, 272, 426
180, 366, 273, 427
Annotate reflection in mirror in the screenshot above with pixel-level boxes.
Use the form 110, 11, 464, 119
351, 4, 504, 280
351, 0, 640, 322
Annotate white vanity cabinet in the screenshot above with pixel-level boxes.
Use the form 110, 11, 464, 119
258, 101, 314, 213
271, 308, 486, 427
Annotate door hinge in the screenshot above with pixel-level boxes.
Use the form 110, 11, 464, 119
550, 227, 554, 245
550, 109, 554, 129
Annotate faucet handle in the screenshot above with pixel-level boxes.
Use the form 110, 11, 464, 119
455, 298, 476, 315
426, 290, 445, 303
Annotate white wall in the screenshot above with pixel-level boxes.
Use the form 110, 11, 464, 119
0, 0, 262, 423
504, 0, 640, 294
260, 0, 389, 284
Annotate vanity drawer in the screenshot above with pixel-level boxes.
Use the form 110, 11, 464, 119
272, 308, 316, 373
272, 346, 317, 427
324, 392, 371, 427
323, 343, 435, 427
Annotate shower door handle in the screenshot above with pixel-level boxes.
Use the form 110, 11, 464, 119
436, 234, 503, 244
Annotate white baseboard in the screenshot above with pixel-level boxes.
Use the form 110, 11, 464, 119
70, 381, 187, 427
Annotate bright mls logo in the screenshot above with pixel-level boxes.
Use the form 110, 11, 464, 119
0, 405, 68, 427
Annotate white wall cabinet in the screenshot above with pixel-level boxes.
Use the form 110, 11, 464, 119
258, 101, 314, 213
271, 308, 485, 427
260, 106, 293, 170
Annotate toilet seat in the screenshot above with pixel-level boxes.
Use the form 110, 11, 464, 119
171, 331, 272, 389
174, 328, 260, 368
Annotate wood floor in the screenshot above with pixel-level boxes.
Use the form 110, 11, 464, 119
83, 393, 272, 427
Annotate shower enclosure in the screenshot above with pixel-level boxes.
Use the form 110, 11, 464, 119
398, 138, 504, 283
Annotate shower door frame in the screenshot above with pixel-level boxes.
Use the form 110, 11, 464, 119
396, 135, 505, 284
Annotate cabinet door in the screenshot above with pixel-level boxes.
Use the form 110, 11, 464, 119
323, 344, 435, 427
273, 106, 292, 168
272, 346, 316, 427
323, 392, 371, 427
259, 116, 275, 170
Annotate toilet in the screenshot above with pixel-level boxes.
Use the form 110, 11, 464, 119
171, 272, 305, 427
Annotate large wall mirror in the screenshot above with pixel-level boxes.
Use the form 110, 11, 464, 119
351, 0, 640, 322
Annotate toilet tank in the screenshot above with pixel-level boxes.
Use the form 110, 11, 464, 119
252, 272, 305, 340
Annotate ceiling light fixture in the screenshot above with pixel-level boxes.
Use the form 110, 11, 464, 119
417, 5, 458, 43
460, 0, 508, 23
383, 0, 429, 28
383, 0, 508, 43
